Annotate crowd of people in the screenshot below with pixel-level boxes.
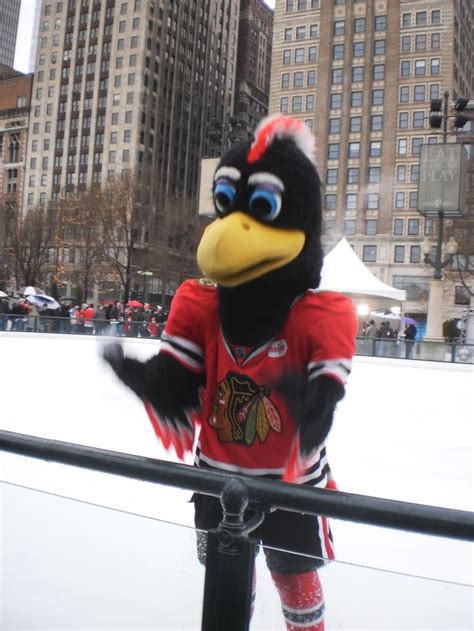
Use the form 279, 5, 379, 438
0, 297, 169, 338
362, 319, 418, 357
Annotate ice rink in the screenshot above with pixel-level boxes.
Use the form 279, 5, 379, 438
1, 332, 473, 630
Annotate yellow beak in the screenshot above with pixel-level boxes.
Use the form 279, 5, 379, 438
197, 212, 305, 287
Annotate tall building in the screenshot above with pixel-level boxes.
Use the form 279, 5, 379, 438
0, 66, 33, 282
269, 0, 473, 326
234, 0, 273, 138
28, 0, 44, 73
23, 0, 240, 217
0, 0, 21, 67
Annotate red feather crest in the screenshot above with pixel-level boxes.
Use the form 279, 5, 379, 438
247, 114, 315, 164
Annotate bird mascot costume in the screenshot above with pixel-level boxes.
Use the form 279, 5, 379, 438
103, 115, 357, 630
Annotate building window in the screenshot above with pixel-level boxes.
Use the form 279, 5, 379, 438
328, 143, 339, 160
396, 165, 407, 181
374, 39, 386, 55
292, 95, 303, 112
326, 168, 338, 185
280, 97, 289, 113
374, 64, 385, 81
374, 15, 386, 31
410, 164, 419, 181
413, 111, 425, 128
371, 115, 383, 131
368, 166, 380, 183
399, 86, 409, 102
415, 34, 427, 50
334, 20, 345, 36
329, 118, 341, 134
409, 191, 418, 208
416, 11, 427, 25
350, 116, 361, 133
325, 194, 337, 209
353, 42, 365, 58
333, 44, 344, 60
363, 245, 377, 262
414, 85, 426, 101
415, 60, 426, 76
296, 26, 306, 39
351, 91, 362, 107
347, 168, 359, 184
430, 58, 440, 75
431, 10, 441, 25
401, 35, 411, 52
369, 141, 382, 157
295, 47, 305, 63
431, 33, 440, 49
372, 89, 384, 105
332, 68, 343, 84
330, 93, 342, 109
348, 142, 360, 159
345, 193, 358, 210
306, 94, 315, 110
367, 194, 379, 210
398, 138, 407, 155
394, 218, 404, 235
454, 287, 471, 305
352, 66, 363, 82
307, 70, 316, 86
281, 73, 290, 88
401, 61, 410, 77
309, 24, 318, 38
410, 246, 421, 263
354, 17, 365, 33
294, 71, 304, 87
345, 220, 356, 235
308, 46, 317, 62
412, 137, 423, 155
395, 192, 405, 208
408, 218, 420, 235
394, 246, 405, 263
399, 112, 409, 128
284, 27, 292, 41
366, 219, 378, 235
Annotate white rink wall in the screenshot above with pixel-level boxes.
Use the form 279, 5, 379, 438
0, 332, 473, 630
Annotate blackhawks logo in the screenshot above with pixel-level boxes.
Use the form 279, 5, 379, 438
208, 372, 282, 445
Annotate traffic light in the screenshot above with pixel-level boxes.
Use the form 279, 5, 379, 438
453, 97, 470, 128
429, 99, 443, 128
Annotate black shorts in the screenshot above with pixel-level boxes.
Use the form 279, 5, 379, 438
192, 493, 334, 574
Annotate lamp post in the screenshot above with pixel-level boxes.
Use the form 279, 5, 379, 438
137, 270, 153, 304
420, 226, 458, 340
417, 92, 469, 340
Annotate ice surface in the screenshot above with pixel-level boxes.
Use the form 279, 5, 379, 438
0, 332, 472, 630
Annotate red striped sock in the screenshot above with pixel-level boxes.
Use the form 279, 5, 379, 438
271, 570, 325, 631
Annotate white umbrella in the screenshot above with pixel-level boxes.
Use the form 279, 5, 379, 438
26, 294, 60, 310
0, 290, 8, 298
19, 286, 45, 296
370, 309, 401, 321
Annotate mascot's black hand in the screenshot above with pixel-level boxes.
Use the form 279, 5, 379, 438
102, 342, 124, 375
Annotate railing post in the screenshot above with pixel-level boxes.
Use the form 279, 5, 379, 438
201, 478, 263, 631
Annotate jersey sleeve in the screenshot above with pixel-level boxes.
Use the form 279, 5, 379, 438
160, 279, 212, 373
303, 292, 358, 385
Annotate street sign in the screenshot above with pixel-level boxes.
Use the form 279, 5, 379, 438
417, 144, 468, 217
198, 157, 219, 217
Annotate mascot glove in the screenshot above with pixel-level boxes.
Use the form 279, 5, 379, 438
144, 400, 195, 460
102, 342, 124, 374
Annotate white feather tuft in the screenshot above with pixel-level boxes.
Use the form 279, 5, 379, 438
253, 114, 315, 162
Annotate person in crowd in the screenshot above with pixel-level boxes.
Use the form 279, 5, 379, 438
39, 303, 54, 333
147, 316, 159, 338
377, 320, 395, 357
57, 301, 71, 334
0, 296, 9, 331
69, 304, 81, 334
106, 300, 123, 336
94, 304, 107, 335
80, 303, 96, 334
26, 302, 40, 332
364, 320, 378, 339
404, 323, 417, 358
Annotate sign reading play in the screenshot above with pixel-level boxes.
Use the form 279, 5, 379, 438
417, 144, 467, 217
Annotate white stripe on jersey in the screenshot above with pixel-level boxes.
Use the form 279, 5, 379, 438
161, 331, 204, 358
196, 450, 285, 476
307, 358, 352, 383
160, 341, 204, 372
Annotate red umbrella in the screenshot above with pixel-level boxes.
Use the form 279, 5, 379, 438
126, 300, 143, 308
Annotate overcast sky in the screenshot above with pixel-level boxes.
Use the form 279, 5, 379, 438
14, 0, 276, 74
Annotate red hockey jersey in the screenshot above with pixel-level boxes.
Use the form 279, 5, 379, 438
158, 279, 357, 486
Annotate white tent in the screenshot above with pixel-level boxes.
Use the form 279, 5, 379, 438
320, 238, 406, 301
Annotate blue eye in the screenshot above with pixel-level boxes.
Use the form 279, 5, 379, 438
214, 180, 236, 216
249, 187, 282, 222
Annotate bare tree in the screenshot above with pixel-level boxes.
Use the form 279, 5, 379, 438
446, 212, 474, 298
3, 204, 56, 288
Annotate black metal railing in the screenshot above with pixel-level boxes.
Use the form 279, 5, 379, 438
1, 430, 473, 631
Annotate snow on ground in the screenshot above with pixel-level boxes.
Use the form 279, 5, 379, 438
0, 332, 473, 630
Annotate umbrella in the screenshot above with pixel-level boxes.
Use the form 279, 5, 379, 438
400, 316, 419, 326
19, 286, 45, 296
60, 295, 76, 301
370, 309, 401, 321
0, 290, 8, 298
126, 300, 143, 308
26, 294, 60, 310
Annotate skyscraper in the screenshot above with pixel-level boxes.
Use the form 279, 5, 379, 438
28, 0, 44, 73
23, 0, 240, 217
270, 0, 473, 324
0, 0, 21, 67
